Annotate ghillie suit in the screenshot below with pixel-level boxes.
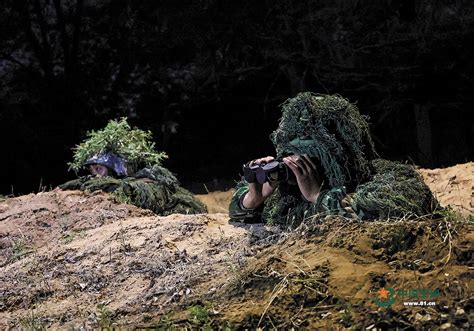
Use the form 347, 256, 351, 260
229, 93, 439, 227
59, 118, 206, 215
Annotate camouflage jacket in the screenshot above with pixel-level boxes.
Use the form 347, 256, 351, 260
59, 165, 207, 216
229, 181, 363, 227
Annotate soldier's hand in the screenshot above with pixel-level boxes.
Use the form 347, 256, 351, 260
242, 156, 277, 209
283, 154, 322, 203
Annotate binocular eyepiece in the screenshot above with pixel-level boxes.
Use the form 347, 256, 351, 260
243, 160, 295, 184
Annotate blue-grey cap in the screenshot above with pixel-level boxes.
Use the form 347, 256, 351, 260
84, 152, 128, 177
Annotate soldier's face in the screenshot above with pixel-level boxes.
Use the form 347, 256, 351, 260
89, 164, 109, 177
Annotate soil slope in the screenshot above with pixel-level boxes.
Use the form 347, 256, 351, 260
0, 163, 472, 329
419, 162, 473, 216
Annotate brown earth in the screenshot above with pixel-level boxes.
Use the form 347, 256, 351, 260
0, 163, 472, 329
196, 190, 234, 214
418, 162, 473, 216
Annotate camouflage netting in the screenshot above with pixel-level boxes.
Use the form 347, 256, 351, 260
59, 165, 206, 215
261, 183, 316, 227
271, 92, 377, 191
353, 159, 440, 219
60, 118, 206, 215
269, 92, 439, 220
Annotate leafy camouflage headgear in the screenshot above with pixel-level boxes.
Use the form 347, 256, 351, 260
68, 118, 167, 175
270, 92, 377, 190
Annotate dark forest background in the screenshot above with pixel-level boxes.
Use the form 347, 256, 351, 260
1, 0, 473, 195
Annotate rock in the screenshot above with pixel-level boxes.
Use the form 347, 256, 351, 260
418, 261, 433, 273
373, 249, 384, 258
455, 307, 465, 316
415, 313, 431, 321
440, 323, 451, 329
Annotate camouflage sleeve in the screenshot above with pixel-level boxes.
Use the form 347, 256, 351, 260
314, 187, 360, 219
229, 183, 362, 224
228, 181, 263, 222
58, 176, 121, 193
116, 178, 207, 216
168, 186, 208, 215
58, 178, 85, 190
260, 186, 359, 227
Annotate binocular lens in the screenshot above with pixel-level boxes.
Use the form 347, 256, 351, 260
261, 160, 280, 171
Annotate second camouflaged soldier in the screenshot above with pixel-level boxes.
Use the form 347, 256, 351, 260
60, 118, 207, 215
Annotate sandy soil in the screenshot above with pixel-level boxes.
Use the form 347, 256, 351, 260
195, 190, 234, 214
0, 163, 472, 329
418, 162, 473, 216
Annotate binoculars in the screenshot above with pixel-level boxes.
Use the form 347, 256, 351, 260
243, 160, 295, 184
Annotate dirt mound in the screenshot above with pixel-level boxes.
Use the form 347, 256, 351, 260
418, 162, 473, 216
195, 190, 234, 214
0, 189, 281, 329
0, 163, 472, 329
217, 217, 472, 329
0, 190, 152, 266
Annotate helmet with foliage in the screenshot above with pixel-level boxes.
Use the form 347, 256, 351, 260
271, 92, 377, 190
68, 118, 167, 175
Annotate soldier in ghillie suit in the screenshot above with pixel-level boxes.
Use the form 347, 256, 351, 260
229, 93, 439, 227
59, 118, 207, 215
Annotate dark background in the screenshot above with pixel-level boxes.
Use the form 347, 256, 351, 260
1, 0, 473, 195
